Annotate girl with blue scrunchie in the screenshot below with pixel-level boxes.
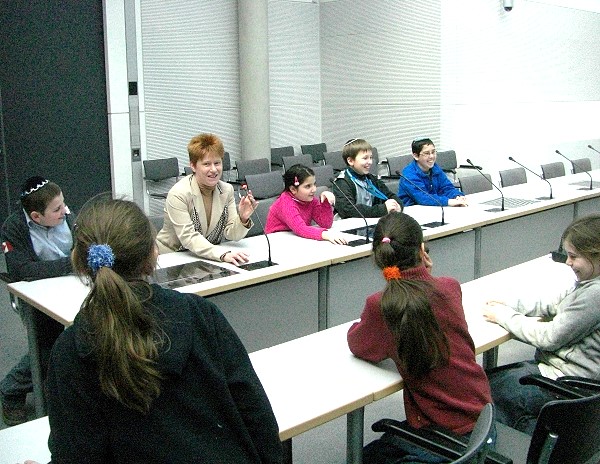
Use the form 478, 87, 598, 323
32, 199, 282, 463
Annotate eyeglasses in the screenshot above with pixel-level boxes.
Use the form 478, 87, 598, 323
419, 150, 437, 158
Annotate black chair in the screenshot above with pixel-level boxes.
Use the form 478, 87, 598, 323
323, 151, 346, 174
245, 171, 284, 200
459, 174, 493, 195
370, 403, 495, 464
541, 162, 565, 180
370, 147, 379, 174
282, 154, 313, 171
312, 164, 334, 188
147, 214, 164, 233
570, 157, 591, 174
499, 167, 527, 187
143, 157, 180, 199
384, 154, 413, 178
301, 143, 327, 164
493, 374, 600, 464
235, 158, 270, 184
271, 146, 294, 170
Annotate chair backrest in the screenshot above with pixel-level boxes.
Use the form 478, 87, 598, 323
246, 197, 276, 238
148, 214, 164, 233
571, 157, 591, 174
386, 154, 413, 176
527, 392, 600, 464
301, 143, 327, 164
282, 154, 313, 171
183, 166, 193, 176
459, 174, 493, 195
222, 151, 232, 172
312, 164, 334, 188
371, 147, 379, 172
499, 167, 527, 187
323, 151, 346, 173
235, 158, 270, 183
270, 146, 294, 169
143, 157, 180, 182
143, 157, 180, 199
454, 403, 494, 464
436, 150, 458, 173
541, 162, 566, 179
245, 171, 285, 200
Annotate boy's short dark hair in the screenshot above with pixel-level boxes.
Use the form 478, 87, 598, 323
20, 176, 62, 215
342, 139, 373, 166
411, 137, 434, 155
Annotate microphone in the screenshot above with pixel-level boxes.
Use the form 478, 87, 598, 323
588, 144, 600, 155
508, 156, 553, 200
465, 159, 504, 212
329, 177, 370, 245
397, 172, 445, 227
555, 149, 594, 190
238, 186, 275, 271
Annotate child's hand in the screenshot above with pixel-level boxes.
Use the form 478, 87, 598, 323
320, 190, 335, 205
321, 230, 348, 245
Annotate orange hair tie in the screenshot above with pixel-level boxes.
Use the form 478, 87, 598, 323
383, 266, 402, 281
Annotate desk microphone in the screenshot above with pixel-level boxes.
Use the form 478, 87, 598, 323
555, 149, 594, 190
397, 172, 445, 227
329, 177, 370, 244
508, 156, 553, 200
465, 159, 505, 212
588, 144, 600, 155
238, 186, 274, 271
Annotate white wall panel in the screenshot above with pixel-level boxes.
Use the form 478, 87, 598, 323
320, 0, 442, 161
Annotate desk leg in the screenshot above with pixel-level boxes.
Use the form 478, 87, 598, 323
317, 267, 329, 331
282, 438, 292, 464
483, 347, 499, 370
22, 304, 47, 417
347, 407, 364, 464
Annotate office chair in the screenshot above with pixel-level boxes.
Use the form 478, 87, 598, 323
370, 147, 379, 174
245, 171, 284, 200
301, 143, 327, 164
323, 151, 346, 174
281, 154, 313, 171
458, 174, 493, 195
370, 403, 495, 464
499, 167, 527, 187
235, 158, 270, 184
147, 214, 164, 233
540, 162, 565, 180
245, 198, 276, 238
570, 157, 591, 174
271, 146, 294, 170
493, 374, 600, 464
312, 164, 334, 188
384, 154, 413, 178
143, 157, 180, 200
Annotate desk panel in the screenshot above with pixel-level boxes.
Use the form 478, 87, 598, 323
207, 271, 319, 352
479, 204, 574, 277
427, 228, 476, 283
575, 196, 600, 217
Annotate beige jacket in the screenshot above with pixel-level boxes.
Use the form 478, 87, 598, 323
156, 176, 251, 262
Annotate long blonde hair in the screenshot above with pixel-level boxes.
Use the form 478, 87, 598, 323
72, 198, 163, 413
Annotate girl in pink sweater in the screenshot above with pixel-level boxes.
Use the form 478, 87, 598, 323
265, 164, 347, 244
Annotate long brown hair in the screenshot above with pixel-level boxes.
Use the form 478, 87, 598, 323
373, 212, 449, 378
72, 198, 163, 413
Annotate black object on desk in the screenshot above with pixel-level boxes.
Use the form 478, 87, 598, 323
343, 226, 370, 246
151, 261, 238, 289
239, 260, 278, 271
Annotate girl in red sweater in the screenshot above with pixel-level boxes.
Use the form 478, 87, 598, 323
347, 212, 492, 462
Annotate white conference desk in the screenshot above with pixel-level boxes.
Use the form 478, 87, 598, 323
1, 255, 575, 464
7, 170, 600, 418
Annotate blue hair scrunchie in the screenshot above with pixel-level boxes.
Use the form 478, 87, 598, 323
87, 244, 115, 273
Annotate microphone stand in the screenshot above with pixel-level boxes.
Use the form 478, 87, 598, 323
465, 159, 504, 212
508, 156, 553, 200
555, 149, 594, 190
329, 177, 370, 245
398, 172, 446, 227
588, 144, 600, 156
238, 187, 275, 271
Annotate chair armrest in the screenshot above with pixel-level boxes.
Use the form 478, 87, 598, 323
379, 175, 401, 180
557, 376, 600, 393
519, 374, 592, 399
458, 164, 482, 170
0, 271, 15, 284
372, 419, 512, 464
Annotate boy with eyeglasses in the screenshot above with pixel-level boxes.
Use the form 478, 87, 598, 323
397, 137, 468, 207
